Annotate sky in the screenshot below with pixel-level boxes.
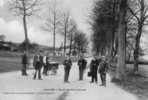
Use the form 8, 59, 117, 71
0, 0, 93, 47
0, 0, 148, 53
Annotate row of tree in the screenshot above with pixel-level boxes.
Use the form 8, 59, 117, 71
9, 0, 88, 56
91, 0, 148, 80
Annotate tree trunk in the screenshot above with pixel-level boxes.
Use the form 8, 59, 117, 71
133, 25, 142, 73
23, 14, 28, 53
22, 0, 28, 53
69, 32, 73, 56
64, 25, 67, 56
53, 28, 56, 55
53, 14, 56, 56
133, 0, 144, 73
111, 0, 117, 59
115, 0, 127, 81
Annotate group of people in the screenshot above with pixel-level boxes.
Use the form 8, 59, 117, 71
62, 55, 87, 83
63, 55, 109, 86
21, 51, 109, 86
89, 56, 109, 86
32, 52, 58, 80
21, 51, 56, 80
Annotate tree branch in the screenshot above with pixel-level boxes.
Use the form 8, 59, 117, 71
127, 6, 140, 23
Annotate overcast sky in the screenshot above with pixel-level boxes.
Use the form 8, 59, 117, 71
0, 0, 93, 47
0, 0, 148, 53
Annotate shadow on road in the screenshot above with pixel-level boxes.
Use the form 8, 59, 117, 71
56, 92, 69, 100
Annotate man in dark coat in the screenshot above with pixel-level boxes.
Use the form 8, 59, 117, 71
99, 56, 109, 86
33, 52, 43, 80
78, 55, 87, 80
21, 51, 28, 76
90, 56, 101, 83
63, 56, 72, 83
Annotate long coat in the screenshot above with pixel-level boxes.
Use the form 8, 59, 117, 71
90, 58, 101, 75
90, 59, 99, 74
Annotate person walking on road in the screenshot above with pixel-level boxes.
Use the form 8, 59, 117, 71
21, 51, 28, 76
33, 52, 43, 80
99, 56, 109, 86
63, 56, 72, 83
78, 55, 87, 80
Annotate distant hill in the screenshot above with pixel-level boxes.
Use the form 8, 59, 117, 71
0, 40, 61, 53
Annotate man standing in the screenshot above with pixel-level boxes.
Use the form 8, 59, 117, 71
78, 55, 87, 80
90, 56, 101, 83
21, 51, 28, 76
99, 56, 109, 86
33, 52, 43, 80
63, 56, 72, 83
43, 55, 49, 76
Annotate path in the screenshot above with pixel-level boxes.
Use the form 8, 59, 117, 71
0, 59, 138, 100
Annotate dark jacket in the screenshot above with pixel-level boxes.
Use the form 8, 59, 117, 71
90, 59, 100, 74
78, 58, 87, 70
63, 59, 72, 70
99, 60, 108, 74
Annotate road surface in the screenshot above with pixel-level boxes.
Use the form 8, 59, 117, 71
0, 59, 138, 100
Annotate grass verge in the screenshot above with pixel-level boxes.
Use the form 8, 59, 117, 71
110, 69, 148, 100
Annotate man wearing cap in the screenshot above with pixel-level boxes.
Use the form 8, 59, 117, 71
33, 52, 43, 80
99, 56, 109, 86
90, 55, 101, 83
78, 55, 87, 80
63, 56, 72, 83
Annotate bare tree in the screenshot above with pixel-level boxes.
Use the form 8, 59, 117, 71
68, 22, 77, 56
9, 0, 40, 53
128, 0, 148, 73
73, 31, 88, 56
42, 0, 62, 55
59, 11, 77, 56
62, 12, 70, 56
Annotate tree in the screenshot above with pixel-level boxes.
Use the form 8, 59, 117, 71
73, 31, 88, 56
68, 22, 77, 56
61, 11, 70, 56
126, 20, 137, 61
116, 0, 127, 80
42, 0, 62, 55
91, 0, 127, 80
128, 0, 148, 73
9, 0, 40, 53
19, 40, 39, 52
91, 0, 117, 56
58, 10, 78, 56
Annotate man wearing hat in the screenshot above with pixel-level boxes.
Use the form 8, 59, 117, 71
99, 56, 109, 86
90, 55, 101, 83
78, 55, 87, 80
63, 56, 72, 83
33, 52, 43, 80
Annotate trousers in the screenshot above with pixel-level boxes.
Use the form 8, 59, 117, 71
64, 69, 70, 82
